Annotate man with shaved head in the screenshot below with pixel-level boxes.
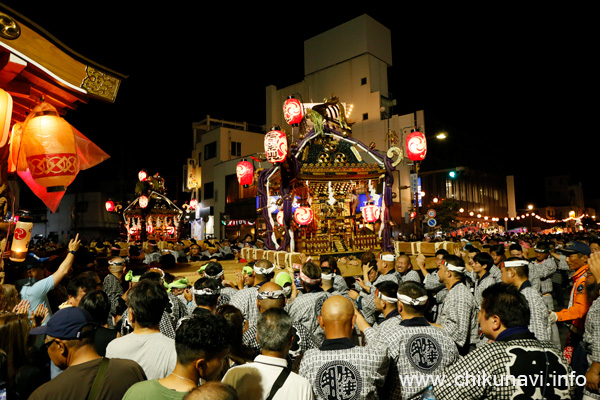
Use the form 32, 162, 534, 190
299, 296, 388, 399
241, 281, 318, 371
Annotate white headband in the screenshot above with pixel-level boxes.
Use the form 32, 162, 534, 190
205, 271, 224, 279
379, 254, 395, 262
397, 294, 428, 306
445, 261, 465, 273
148, 268, 165, 279
254, 265, 275, 275
376, 289, 398, 303
504, 260, 529, 268
191, 287, 220, 296
257, 290, 286, 300
299, 270, 321, 285
108, 258, 125, 265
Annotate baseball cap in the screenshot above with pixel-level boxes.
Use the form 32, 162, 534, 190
558, 241, 591, 256
275, 271, 293, 287
30, 307, 95, 339
23, 253, 49, 270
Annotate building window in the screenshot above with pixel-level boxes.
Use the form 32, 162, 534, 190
204, 182, 214, 200
363, 113, 368, 121
204, 142, 217, 160
361, 77, 367, 85
231, 141, 241, 157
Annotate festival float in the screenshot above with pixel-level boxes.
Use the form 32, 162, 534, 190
243, 95, 405, 258
122, 170, 183, 242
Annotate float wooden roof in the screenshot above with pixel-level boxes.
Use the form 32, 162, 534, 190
0, 3, 126, 123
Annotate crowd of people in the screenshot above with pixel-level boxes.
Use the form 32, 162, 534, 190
1, 230, 599, 399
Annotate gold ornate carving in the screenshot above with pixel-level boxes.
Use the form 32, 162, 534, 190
0, 13, 21, 40
82, 66, 121, 102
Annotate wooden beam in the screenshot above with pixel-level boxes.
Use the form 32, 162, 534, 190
0, 9, 124, 103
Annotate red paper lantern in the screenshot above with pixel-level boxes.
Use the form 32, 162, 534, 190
362, 202, 381, 223
22, 106, 78, 191
236, 159, 254, 187
264, 128, 288, 163
283, 97, 303, 126
105, 200, 115, 212
138, 170, 148, 181
276, 211, 284, 226
189, 198, 198, 210
294, 206, 313, 225
139, 195, 149, 208
406, 130, 427, 161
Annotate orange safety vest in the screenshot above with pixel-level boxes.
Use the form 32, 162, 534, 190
556, 264, 589, 331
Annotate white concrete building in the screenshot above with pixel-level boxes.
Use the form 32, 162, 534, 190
265, 14, 422, 222
187, 117, 265, 240
188, 14, 423, 240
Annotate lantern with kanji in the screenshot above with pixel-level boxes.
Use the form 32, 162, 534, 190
138, 170, 148, 181
406, 130, 427, 161
22, 104, 78, 191
294, 206, 313, 225
236, 159, 254, 187
362, 202, 380, 223
283, 96, 303, 126
276, 211, 284, 226
264, 127, 288, 163
139, 195, 149, 209
105, 200, 115, 212
10, 217, 33, 262
189, 198, 198, 210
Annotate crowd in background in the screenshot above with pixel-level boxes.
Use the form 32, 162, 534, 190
0, 229, 599, 399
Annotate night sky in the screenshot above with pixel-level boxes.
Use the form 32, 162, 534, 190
2, 3, 596, 210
